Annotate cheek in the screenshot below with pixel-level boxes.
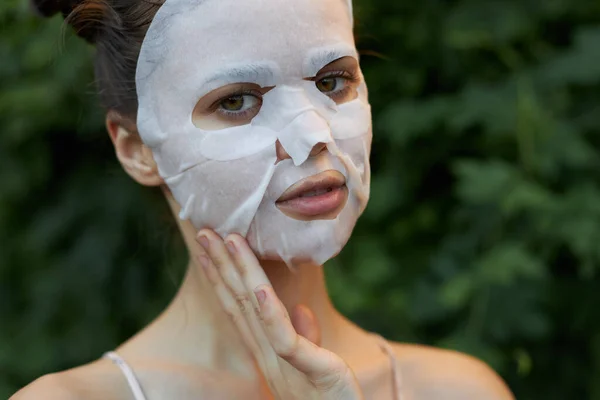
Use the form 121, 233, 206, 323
162, 146, 278, 235
339, 131, 371, 174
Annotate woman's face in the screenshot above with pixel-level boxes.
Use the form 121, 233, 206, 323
136, 0, 372, 265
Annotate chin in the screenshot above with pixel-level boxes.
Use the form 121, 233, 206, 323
246, 204, 360, 266
255, 247, 344, 266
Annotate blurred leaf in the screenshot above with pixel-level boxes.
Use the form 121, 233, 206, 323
476, 243, 547, 286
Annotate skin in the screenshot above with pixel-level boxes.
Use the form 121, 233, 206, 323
11, 110, 515, 399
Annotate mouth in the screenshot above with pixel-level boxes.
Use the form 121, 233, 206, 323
275, 170, 348, 221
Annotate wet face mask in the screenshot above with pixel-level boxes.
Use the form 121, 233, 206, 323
136, 0, 372, 266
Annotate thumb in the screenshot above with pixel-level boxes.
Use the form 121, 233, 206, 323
291, 304, 321, 346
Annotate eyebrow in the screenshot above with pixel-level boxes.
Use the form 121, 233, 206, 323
201, 63, 278, 90
305, 47, 359, 76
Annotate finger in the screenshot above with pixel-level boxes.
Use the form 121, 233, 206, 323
198, 231, 281, 375
198, 231, 272, 345
198, 231, 270, 338
197, 230, 248, 302
197, 254, 262, 359
256, 285, 354, 390
291, 304, 321, 346
224, 234, 273, 309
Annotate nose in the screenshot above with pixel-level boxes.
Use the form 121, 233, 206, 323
276, 140, 327, 163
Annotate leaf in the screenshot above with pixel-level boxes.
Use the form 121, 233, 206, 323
444, 1, 533, 49
379, 97, 452, 145
537, 26, 600, 86
439, 272, 475, 310
454, 159, 518, 204
476, 243, 547, 286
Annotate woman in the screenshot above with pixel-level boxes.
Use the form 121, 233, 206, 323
13, 0, 514, 398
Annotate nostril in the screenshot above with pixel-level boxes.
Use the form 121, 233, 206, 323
275, 139, 291, 163
309, 142, 327, 157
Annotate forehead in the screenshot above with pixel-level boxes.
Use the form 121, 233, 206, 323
139, 0, 355, 82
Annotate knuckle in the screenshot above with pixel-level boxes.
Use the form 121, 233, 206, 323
211, 251, 230, 267
222, 268, 238, 283
230, 314, 243, 327
234, 294, 251, 313
313, 358, 349, 392
262, 308, 278, 326
273, 334, 299, 359
235, 261, 249, 278
223, 305, 239, 321
253, 304, 262, 319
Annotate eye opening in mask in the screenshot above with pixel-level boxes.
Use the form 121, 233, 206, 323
307, 56, 361, 104
192, 83, 273, 130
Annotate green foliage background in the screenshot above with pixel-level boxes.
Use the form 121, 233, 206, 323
1, 0, 600, 398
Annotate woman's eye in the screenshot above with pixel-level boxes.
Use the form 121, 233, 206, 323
192, 85, 265, 130
218, 94, 260, 113
314, 72, 358, 104
316, 77, 345, 94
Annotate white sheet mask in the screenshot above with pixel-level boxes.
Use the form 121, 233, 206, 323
136, 0, 372, 266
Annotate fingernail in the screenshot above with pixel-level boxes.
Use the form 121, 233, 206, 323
197, 234, 209, 250
225, 240, 236, 254
255, 289, 267, 306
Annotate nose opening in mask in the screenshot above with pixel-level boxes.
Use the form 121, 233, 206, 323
275, 140, 328, 164
277, 110, 334, 166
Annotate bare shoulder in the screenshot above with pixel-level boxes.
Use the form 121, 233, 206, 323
11, 356, 265, 400
10, 373, 77, 400
10, 360, 129, 400
390, 342, 515, 400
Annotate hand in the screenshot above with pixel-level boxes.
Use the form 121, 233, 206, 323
195, 229, 365, 400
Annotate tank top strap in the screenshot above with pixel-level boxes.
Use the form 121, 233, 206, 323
372, 334, 404, 400
104, 339, 401, 400
103, 351, 148, 400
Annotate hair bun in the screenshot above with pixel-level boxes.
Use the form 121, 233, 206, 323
31, 0, 110, 44
31, 0, 84, 18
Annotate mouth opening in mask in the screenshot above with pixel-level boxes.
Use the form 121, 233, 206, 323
275, 170, 348, 221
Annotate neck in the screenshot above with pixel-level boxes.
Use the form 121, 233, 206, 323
118, 194, 385, 384
153, 257, 357, 360
250, 259, 347, 350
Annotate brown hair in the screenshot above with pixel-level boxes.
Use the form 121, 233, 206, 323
32, 0, 165, 120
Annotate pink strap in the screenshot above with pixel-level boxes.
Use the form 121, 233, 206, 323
104, 337, 402, 400
373, 334, 403, 400
104, 352, 148, 400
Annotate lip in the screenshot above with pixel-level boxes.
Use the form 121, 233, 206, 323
276, 170, 348, 221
